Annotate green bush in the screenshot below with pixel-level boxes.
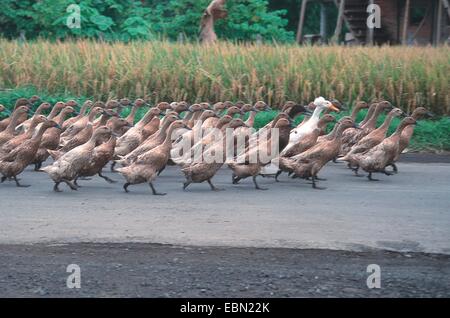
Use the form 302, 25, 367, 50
0, 0, 294, 42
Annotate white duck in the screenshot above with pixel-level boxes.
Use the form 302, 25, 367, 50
281, 97, 340, 156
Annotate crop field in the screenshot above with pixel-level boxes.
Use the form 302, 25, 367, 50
0, 40, 449, 113
0, 40, 449, 151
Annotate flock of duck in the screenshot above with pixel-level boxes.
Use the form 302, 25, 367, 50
0, 96, 432, 194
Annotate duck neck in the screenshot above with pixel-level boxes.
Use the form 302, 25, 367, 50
126, 105, 139, 123
56, 110, 71, 126
331, 124, 350, 141
98, 114, 110, 126
309, 106, 324, 124
245, 111, 257, 127
32, 124, 50, 142
137, 109, 156, 127
162, 126, 177, 148
26, 118, 41, 136
359, 106, 376, 126
88, 110, 99, 123
364, 106, 384, 129
351, 106, 363, 121
47, 106, 62, 120
326, 122, 341, 139
79, 103, 90, 116
6, 110, 23, 133
377, 112, 396, 133
183, 112, 193, 123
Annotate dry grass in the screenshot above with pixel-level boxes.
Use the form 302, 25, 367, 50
0, 39, 449, 114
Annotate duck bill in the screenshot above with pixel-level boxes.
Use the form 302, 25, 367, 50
426, 112, 434, 118
264, 106, 272, 111
329, 104, 341, 113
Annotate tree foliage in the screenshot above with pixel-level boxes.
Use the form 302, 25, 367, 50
0, 0, 296, 42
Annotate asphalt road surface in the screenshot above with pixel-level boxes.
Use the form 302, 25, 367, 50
0, 154, 449, 297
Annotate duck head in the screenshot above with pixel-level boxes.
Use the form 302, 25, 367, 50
313, 97, 341, 113
212, 102, 226, 112
378, 101, 394, 112
241, 104, 254, 113
318, 114, 336, 128
227, 106, 244, 117
28, 95, 41, 105
33, 114, 48, 125
412, 107, 434, 119
389, 108, 405, 118
200, 102, 211, 110
42, 119, 60, 130
156, 102, 171, 112
134, 99, 147, 108
338, 116, 358, 130
217, 115, 233, 127
36, 102, 52, 113
223, 101, 234, 109
234, 101, 246, 109
14, 98, 31, 110
188, 104, 203, 113
65, 100, 78, 108
93, 101, 106, 109
201, 110, 218, 120
106, 100, 120, 110
254, 101, 271, 112
172, 101, 190, 113
120, 98, 132, 107
229, 118, 249, 129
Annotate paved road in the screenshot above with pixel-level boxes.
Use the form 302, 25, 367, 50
0, 155, 449, 254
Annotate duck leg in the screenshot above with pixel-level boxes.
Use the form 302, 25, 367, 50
275, 170, 282, 182
98, 172, 116, 184
1, 176, 6, 183
232, 174, 242, 184
208, 179, 224, 191
253, 176, 268, 191
110, 161, 117, 172
123, 182, 131, 193
53, 182, 62, 192
312, 175, 327, 190
367, 172, 379, 181
149, 182, 166, 196
315, 176, 327, 181
74, 178, 81, 187
385, 163, 398, 175
34, 162, 42, 171
14, 176, 30, 188
63, 179, 78, 190
157, 165, 166, 176
183, 181, 191, 191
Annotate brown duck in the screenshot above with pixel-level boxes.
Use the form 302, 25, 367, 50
42, 126, 112, 192
229, 118, 292, 190
0, 98, 31, 132
62, 100, 93, 130
182, 118, 248, 191
350, 117, 417, 181
341, 108, 404, 172
279, 117, 356, 189
33, 106, 77, 171
0, 106, 29, 147
340, 101, 393, 156
75, 128, 119, 185
117, 113, 180, 166
117, 121, 188, 195
0, 120, 59, 187
0, 114, 48, 158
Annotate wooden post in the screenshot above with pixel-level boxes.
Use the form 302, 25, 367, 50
320, 2, 327, 43
296, 0, 309, 44
436, 0, 443, 44
402, 0, 411, 45
367, 0, 374, 46
442, 0, 450, 19
333, 0, 346, 44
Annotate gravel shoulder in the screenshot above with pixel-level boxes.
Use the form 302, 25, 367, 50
1, 243, 449, 298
